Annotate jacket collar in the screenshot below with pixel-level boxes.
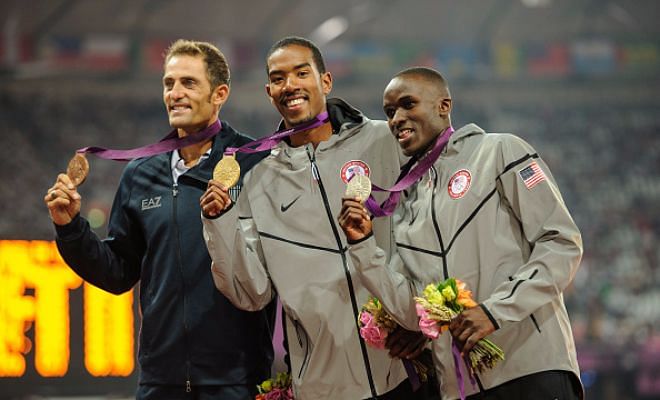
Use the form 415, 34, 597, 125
162, 120, 240, 182
444, 123, 485, 155
273, 97, 366, 141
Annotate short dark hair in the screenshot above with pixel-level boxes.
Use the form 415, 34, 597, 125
266, 36, 327, 74
395, 67, 451, 96
164, 39, 230, 89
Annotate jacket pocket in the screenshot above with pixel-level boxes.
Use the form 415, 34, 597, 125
293, 320, 312, 379
529, 312, 541, 333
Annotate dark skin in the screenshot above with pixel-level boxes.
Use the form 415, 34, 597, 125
202, 44, 429, 359
339, 73, 496, 356
338, 196, 427, 359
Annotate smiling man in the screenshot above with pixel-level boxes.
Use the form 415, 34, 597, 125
45, 39, 275, 399
201, 37, 439, 399
339, 66, 584, 399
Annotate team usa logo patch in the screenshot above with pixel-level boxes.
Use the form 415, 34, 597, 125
519, 161, 547, 189
340, 160, 371, 183
448, 169, 472, 199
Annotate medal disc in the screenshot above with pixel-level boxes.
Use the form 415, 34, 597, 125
345, 174, 372, 202
66, 153, 89, 187
213, 154, 240, 188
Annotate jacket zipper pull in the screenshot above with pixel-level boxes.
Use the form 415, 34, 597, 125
306, 145, 319, 181
186, 380, 191, 393
306, 145, 320, 197
311, 162, 321, 182
172, 183, 179, 197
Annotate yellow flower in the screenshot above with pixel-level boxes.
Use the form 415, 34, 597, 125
423, 284, 445, 305
260, 379, 273, 392
441, 286, 456, 302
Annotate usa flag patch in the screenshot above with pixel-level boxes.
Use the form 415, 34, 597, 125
519, 161, 546, 189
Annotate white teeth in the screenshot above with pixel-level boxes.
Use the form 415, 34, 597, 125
287, 98, 304, 106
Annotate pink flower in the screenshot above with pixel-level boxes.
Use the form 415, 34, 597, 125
264, 388, 294, 400
359, 311, 388, 349
416, 303, 441, 339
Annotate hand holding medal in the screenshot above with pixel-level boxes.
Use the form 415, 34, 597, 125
201, 153, 240, 218
49, 153, 89, 200
339, 161, 374, 242
45, 153, 89, 225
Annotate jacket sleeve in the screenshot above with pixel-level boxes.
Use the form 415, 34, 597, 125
481, 135, 583, 328
55, 166, 143, 294
202, 180, 275, 312
349, 236, 421, 331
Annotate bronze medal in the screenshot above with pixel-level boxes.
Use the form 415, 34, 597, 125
345, 174, 372, 203
213, 154, 240, 188
66, 153, 89, 187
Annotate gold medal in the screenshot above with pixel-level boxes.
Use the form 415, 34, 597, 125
345, 174, 372, 203
213, 153, 241, 188
66, 153, 89, 187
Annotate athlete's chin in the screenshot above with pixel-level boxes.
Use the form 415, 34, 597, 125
285, 115, 314, 127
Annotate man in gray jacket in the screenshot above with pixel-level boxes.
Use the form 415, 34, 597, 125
201, 38, 437, 399
339, 66, 584, 399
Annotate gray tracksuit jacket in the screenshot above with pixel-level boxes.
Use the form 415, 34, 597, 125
203, 99, 408, 399
349, 124, 583, 399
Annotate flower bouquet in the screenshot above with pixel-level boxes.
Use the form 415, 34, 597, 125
358, 297, 434, 384
255, 371, 294, 400
414, 278, 504, 374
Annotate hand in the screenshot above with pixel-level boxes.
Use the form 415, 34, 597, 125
337, 197, 372, 242
385, 327, 428, 360
449, 306, 496, 354
200, 180, 232, 218
45, 173, 81, 226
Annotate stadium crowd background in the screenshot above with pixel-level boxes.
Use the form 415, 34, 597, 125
1, 0, 659, 398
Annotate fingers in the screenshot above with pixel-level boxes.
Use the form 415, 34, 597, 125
449, 308, 495, 354
385, 328, 428, 360
45, 174, 80, 203
45, 174, 81, 225
200, 180, 232, 217
338, 197, 369, 226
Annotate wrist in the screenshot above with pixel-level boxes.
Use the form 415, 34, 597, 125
347, 230, 373, 245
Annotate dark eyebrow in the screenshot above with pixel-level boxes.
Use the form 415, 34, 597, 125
268, 62, 312, 77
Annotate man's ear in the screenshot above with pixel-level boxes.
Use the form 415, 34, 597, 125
438, 97, 452, 117
265, 83, 275, 106
213, 84, 230, 109
321, 71, 333, 96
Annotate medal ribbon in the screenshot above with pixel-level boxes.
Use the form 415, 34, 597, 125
222, 111, 330, 155
75, 111, 330, 161
365, 126, 454, 217
451, 340, 477, 400
77, 120, 222, 161
402, 359, 421, 392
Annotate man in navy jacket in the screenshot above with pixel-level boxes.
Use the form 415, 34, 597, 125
45, 39, 274, 399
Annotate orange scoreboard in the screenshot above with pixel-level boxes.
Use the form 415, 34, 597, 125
0, 240, 136, 396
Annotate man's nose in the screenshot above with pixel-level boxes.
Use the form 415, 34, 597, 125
283, 76, 299, 93
391, 108, 406, 126
170, 82, 185, 99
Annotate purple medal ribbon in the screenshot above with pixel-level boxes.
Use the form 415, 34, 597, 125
452, 340, 477, 400
402, 359, 421, 392
223, 112, 330, 155
365, 126, 455, 217
75, 111, 330, 161
77, 120, 222, 161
